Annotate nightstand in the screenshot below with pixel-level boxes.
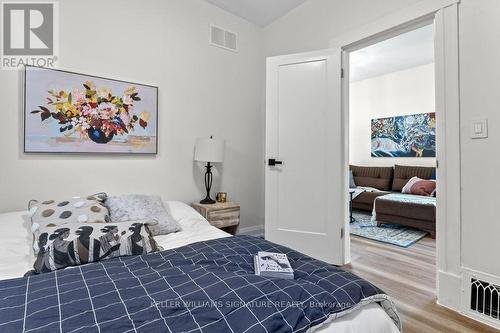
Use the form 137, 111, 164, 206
191, 202, 240, 235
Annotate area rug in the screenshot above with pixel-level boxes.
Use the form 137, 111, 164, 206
350, 210, 428, 247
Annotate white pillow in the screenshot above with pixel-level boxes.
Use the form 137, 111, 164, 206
402, 176, 418, 194
163, 201, 210, 228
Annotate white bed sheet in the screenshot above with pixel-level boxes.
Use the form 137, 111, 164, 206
0, 211, 34, 280
0, 201, 399, 333
155, 201, 232, 250
0, 201, 231, 280
312, 303, 399, 333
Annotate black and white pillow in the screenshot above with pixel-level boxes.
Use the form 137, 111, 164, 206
33, 220, 158, 273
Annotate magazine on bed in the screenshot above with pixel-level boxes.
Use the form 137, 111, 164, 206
254, 251, 294, 279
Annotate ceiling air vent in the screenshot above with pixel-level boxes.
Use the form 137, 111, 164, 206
210, 25, 237, 52
470, 278, 500, 321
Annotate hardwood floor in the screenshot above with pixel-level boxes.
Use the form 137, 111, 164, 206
342, 235, 499, 333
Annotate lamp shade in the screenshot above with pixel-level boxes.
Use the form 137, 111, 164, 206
194, 137, 225, 163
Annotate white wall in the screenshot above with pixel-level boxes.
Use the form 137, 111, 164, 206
349, 63, 436, 167
459, 0, 500, 278
0, 0, 265, 232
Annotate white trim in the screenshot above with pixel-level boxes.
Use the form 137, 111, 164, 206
238, 225, 264, 237
342, 16, 435, 53
341, 49, 351, 263
434, 3, 462, 279
332, 0, 463, 320
437, 270, 462, 310
329, 0, 460, 48
266, 48, 336, 67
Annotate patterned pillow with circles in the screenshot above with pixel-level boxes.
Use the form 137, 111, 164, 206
28, 192, 110, 256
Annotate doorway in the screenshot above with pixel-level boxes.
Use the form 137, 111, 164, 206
346, 23, 437, 247
335, 0, 462, 321
343, 24, 441, 330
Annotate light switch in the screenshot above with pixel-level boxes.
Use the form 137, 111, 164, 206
474, 123, 482, 134
471, 119, 488, 139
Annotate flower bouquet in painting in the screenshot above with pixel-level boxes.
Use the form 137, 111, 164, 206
24, 66, 158, 154
31, 82, 149, 144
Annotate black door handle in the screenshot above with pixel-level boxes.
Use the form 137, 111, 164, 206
268, 158, 283, 166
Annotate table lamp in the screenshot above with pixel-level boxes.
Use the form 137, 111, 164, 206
194, 136, 225, 204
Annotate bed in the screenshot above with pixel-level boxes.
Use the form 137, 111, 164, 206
0, 201, 400, 333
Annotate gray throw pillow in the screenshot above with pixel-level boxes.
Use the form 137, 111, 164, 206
349, 171, 357, 188
105, 195, 180, 236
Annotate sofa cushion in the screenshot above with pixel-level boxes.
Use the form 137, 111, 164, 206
392, 165, 435, 192
350, 165, 393, 191
375, 195, 436, 222
352, 191, 390, 206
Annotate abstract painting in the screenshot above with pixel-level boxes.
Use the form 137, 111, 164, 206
24, 66, 158, 153
371, 112, 435, 157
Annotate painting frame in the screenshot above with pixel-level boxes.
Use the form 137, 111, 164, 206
371, 112, 436, 158
24, 65, 159, 154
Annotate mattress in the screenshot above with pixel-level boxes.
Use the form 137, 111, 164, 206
0, 201, 399, 333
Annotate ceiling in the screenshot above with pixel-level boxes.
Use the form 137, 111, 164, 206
350, 24, 434, 82
205, 0, 307, 27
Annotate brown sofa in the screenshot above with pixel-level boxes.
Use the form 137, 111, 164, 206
350, 165, 436, 238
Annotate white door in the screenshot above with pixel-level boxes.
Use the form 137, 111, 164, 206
265, 49, 349, 265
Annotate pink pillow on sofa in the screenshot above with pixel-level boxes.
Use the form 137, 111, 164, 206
402, 176, 436, 196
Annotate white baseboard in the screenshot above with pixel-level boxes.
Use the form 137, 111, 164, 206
238, 225, 264, 237
437, 270, 462, 311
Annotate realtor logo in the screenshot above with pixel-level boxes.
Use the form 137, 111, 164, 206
1, 1, 58, 69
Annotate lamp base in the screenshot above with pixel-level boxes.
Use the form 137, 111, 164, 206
200, 197, 216, 204
201, 162, 216, 204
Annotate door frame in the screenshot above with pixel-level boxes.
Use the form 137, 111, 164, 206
329, 0, 462, 312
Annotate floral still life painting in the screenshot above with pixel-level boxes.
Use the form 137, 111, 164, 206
24, 66, 158, 153
371, 112, 435, 158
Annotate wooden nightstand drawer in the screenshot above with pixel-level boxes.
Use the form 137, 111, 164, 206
191, 202, 240, 235
207, 209, 239, 224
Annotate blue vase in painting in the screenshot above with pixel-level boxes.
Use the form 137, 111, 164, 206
87, 128, 114, 144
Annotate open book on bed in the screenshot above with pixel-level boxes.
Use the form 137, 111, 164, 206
254, 251, 294, 279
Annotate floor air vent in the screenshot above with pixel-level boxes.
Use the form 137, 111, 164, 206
470, 278, 500, 320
